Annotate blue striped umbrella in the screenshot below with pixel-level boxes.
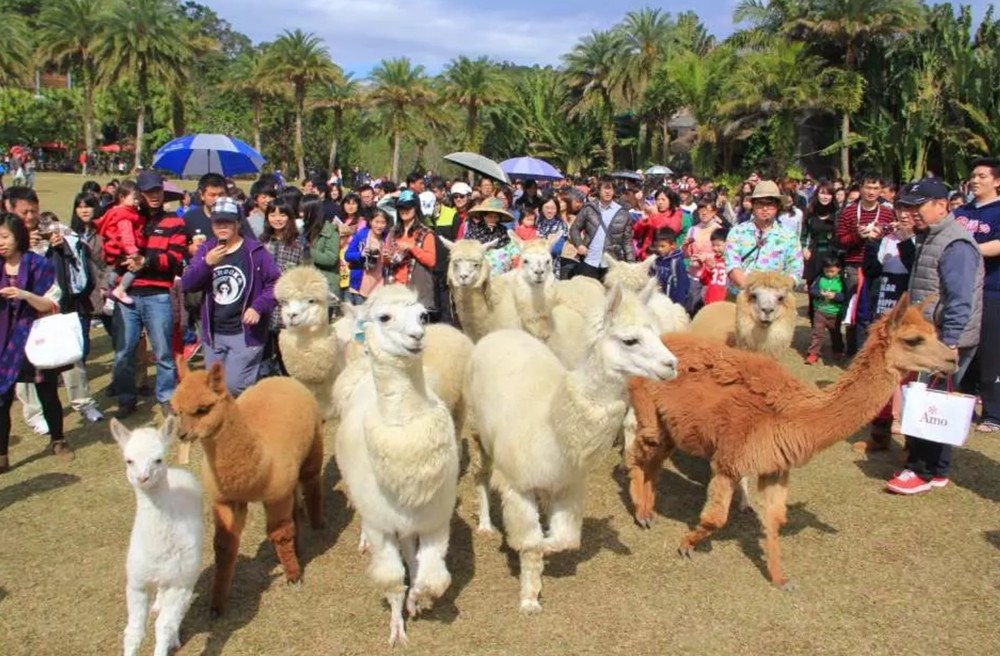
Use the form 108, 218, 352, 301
152, 133, 265, 177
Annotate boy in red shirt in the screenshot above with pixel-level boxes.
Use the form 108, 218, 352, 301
699, 228, 729, 306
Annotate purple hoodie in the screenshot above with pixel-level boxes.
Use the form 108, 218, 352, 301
181, 236, 280, 348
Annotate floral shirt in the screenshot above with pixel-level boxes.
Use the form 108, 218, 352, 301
724, 220, 804, 292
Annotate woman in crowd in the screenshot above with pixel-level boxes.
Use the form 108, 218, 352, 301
344, 208, 390, 304
0, 214, 72, 472
802, 180, 840, 293
70, 192, 114, 336
302, 194, 340, 303
384, 191, 436, 313
634, 188, 683, 259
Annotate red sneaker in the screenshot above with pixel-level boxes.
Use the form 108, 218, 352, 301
804, 354, 819, 365
182, 338, 201, 362
885, 470, 931, 495
929, 476, 949, 489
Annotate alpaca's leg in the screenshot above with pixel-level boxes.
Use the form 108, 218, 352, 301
544, 482, 584, 554
264, 496, 301, 583
758, 471, 794, 590
679, 472, 736, 557
365, 529, 407, 647
123, 583, 150, 656
627, 440, 671, 529
471, 434, 495, 534
152, 586, 193, 656
408, 523, 452, 616
499, 485, 546, 613
737, 476, 754, 513
210, 501, 247, 617
299, 427, 326, 530
400, 534, 418, 582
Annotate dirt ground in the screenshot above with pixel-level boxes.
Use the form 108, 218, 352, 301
0, 174, 997, 655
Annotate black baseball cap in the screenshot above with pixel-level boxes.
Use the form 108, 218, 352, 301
136, 171, 165, 192
897, 178, 950, 206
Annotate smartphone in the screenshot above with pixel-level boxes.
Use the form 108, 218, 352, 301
218, 237, 228, 247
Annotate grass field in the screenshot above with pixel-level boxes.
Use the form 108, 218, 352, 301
0, 173, 998, 655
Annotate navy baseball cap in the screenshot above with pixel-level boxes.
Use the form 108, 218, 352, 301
136, 170, 164, 191
210, 197, 241, 221
897, 178, 950, 205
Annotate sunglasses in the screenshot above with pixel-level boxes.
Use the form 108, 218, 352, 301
452, 193, 468, 199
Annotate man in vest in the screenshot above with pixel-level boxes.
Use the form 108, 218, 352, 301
886, 178, 984, 495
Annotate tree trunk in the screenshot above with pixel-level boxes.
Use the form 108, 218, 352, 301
252, 96, 262, 154
391, 130, 401, 183
642, 120, 654, 165
603, 98, 615, 170
294, 83, 305, 180
171, 90, 186, 138
82, 66, 94, 162
840, 111, 850, 182
328, 108, 342, 172
134, 68, 147, 171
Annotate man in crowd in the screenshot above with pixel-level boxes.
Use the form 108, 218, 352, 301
406, 171, 425, 194
835, 172, 894, 355
357, 184, 377, 220
886, 179, 983, 494
112, 171, 187, 419
569, 175, 635, 281
183, 173, 254, 253
724, 180, 804, 290
954, 158, 1000, 433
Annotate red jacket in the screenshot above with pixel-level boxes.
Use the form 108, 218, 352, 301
634, 209, 682, 259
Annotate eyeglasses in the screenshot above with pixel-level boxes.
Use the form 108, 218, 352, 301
452, 194, 468, 199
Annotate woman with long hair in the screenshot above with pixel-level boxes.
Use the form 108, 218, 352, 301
384, 191, 436, 314
301, 194, 339, 297
802, 180, 840, 284
344, 208, 390, 304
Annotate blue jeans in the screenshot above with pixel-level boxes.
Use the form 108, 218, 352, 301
112, 293, 176, 405
204, 332, 264, 398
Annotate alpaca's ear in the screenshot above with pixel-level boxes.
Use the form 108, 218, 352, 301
507, 230, 524, 250
110, 418, 131, 451
159, 415, 177, 447
177, 356, 190, 381
482, 238, 500, 251
439, 237, 454, 251
641, 255, 656, 272
916, 293, 937, 312
340, 302, 358, 323
888, 293, 912, 326
639, 278, 658, 305
603, 282, 624, 327
208, 361, 227, 395
602, 252, 619, 269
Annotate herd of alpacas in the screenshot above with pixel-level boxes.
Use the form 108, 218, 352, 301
112, 232, 958, 653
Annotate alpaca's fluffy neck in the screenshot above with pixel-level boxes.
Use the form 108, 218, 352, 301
793, 326, 900, 459
452, 276, 493, 342
551, 346, 628, 470
369, 347, 431, 425
512, 275, 555, 339
200, 403, 267, 491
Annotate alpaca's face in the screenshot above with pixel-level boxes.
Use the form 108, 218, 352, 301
281, 295, 326, 329
885, 301, 959, 375
171, 367, 228, 442
603, 256, 657, 293
444, 239, 496, 288
364, 298, 428, 357
598, 284, 678, 382
745, 286, 790, 325
111, 418, 174, 490
519, 246, 553, 285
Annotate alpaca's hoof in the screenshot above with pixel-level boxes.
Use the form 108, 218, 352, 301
737, 502, 756, 515
519, 598, 542, 615
776, 579, 798, 593
358, 534, 371, 555
634, 514, 654, 529
406, 588, 432, 617
388, 617, 408, 647
285, 570, 302, 584
678, 545, 695, 559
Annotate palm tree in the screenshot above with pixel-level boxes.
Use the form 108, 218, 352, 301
265, 29, 339, 179
563, 29, 626, 170
95, 0, 189, 168
617, 8, 673, 104
308, 73, 362, 171
223, 48, 285, 154
440, 56, 509, 152
369, 57, 435, 182
37, 0, 106, 157
0, 11, 31, 87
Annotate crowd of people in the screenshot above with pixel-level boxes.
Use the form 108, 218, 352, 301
0, 160, 996, 498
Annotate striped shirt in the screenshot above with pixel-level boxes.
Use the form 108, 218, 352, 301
132, 212, 187, 295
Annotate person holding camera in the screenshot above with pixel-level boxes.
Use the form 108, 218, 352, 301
344, 208, 390, 304
181, 197, 281, 397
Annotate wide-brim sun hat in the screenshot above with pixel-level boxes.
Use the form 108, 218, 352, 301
750, 180, 782, 201
468, 197, 514, 221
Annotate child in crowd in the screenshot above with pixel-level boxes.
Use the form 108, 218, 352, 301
805, 254, 846, 364
97, 181, 143, 305
514, 202, 538, 241
651, 227, 690, 308
699, 228, 729, 306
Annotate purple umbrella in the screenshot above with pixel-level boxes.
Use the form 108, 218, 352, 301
500, 156, 564, 181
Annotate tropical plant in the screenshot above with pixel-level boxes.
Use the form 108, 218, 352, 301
369, 57, 436, 181
0, 10, 31, 87
309, 73, 363, 171
563, 29, 626, 170
94, 0, 190, 168
266, 29, 339, 179
440, 55, 509, 153
223, 48, 285, 153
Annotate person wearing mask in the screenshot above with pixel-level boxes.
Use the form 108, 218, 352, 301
111, 172, 187, 419
0, 214, 73, 472
954, 158, 1000, 433
724, 180, 804, 291
181, 197, 280, 397
569, 175, 635, 281
885, 180, 983, 495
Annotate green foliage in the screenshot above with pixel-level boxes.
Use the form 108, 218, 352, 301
0, 88, 82, 146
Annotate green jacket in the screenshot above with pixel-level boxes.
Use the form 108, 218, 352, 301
309, 221, 341, 292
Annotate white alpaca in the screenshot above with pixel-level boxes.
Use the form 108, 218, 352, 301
441, 238, 521, 342
274, 266, 344, 419
333, 285, 459, 646
465, 284, 678, 613
602, 254, 692, 333
112, 417, 203, 656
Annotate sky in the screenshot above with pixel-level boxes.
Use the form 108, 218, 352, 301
208, 0, 998, 77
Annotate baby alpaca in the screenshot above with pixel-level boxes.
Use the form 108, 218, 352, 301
113, 417, 203, 656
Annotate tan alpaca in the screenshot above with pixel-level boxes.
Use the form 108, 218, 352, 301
171, 362, 325, 616
625, 295, 956, 589
441, 238, 521, 342
687, 271, 797, 357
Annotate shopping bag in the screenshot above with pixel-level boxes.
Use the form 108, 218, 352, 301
25, 312, 84, 369
900, 380, 976, 446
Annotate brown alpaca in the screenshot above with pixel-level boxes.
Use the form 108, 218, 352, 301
626, 295, 956, 589
171, 362, 325, 616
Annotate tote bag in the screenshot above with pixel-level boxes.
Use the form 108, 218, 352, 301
900, 380, 976, 446
25, 312, 84, 369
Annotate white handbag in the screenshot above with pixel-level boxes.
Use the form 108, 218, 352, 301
900, 380, 976, 446
25, 312, 84, 369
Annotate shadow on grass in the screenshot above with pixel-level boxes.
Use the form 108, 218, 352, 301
984, 530, 1000, 551
415, 512, 475, 626
499, 515, 631, 582
0, 587, 6, 604
0, 471, 80, 513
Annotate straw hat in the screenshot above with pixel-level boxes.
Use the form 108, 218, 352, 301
750, 180, 782, 200
468, 197, 514, 221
